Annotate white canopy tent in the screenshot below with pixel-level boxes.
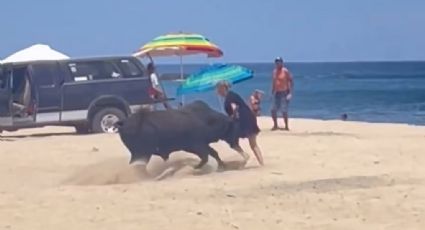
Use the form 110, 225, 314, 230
1, 44, 69, 64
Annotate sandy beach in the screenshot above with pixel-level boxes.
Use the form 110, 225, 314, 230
0, 117, 424, 230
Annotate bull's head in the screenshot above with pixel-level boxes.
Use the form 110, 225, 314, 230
223, 120, 240, 148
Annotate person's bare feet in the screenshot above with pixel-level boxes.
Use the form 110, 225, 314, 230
253, 156, 264, 167
239, 159, 249, 169
217, 163, 226, 172
280, 127, 290, 131
242, 152, 250, 162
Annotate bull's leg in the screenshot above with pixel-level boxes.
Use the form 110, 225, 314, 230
184, 145, 209, 169
160, 155, 169, 162
206, 145, 226, 171
154, 153, 179, 181
194, 152, 208, 169
154, 167, 177, 181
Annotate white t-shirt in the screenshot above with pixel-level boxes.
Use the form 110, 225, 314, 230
150, 73, 161, 91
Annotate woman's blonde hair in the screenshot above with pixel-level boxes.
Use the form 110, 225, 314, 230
216, 80, 231, 90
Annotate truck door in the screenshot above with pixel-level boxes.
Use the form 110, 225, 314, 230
32, 63, 62, 123
0, 66, 12, 126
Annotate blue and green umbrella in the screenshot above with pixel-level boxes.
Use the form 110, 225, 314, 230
176, 64, 254, 95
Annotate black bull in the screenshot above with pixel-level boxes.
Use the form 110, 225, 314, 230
115, 101, 241, 170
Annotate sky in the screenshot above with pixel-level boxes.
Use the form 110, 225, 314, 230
1, 0, 425, 63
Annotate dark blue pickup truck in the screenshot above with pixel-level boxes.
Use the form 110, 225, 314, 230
0, 56, 169, 134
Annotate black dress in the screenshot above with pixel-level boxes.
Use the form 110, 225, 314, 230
224, 91, 260, 138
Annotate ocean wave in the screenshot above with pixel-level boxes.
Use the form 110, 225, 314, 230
252, 73, 425, 80
340, 73, 425, 80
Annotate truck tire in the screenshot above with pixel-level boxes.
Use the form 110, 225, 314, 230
91, 107, 126, 134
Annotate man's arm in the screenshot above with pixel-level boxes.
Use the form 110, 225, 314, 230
287, 70, 294, 94
250, 95, 257, 104
271, 70, 276, 95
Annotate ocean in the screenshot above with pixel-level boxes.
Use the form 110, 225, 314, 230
157, 62, 425, 126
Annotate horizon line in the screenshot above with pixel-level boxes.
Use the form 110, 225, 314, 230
156, 59, 425, 65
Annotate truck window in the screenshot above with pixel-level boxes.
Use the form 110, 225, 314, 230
117, 59, 143, 78
32, 64, 57, 87
68, 61, 122, 82
0, 79, 5, 89
0, 78, 6, 90
11, 67, 27, 94
0, 68, 6, 89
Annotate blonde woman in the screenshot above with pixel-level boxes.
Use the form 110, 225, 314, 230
216, 81, 264, 166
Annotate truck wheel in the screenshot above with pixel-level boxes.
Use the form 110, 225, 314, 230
91, 107, 126, 134
74, 124, 90, 134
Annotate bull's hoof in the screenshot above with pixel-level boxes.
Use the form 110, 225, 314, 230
193, 168, 209, 176
217, 164, 226, 172
221, 160, 248, 170
194, 162, 207, 170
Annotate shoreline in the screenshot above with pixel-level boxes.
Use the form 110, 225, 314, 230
1, 117, 425, 137
257, 116, 425, 128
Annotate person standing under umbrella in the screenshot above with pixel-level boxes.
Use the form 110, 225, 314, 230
271, 57, 293, 131
147, 63, 171, 110
216, 81, 264, 166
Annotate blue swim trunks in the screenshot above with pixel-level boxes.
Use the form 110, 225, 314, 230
272, 91, 290, 113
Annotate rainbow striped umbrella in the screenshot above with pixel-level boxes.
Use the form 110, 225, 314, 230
134, 33, 223, 58
134, 32, 223, 104
177, 64, 254, 95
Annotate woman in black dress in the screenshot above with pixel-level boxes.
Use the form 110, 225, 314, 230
216, 81, 264, 166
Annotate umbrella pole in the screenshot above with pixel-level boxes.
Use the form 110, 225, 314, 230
180, 55, 185, 105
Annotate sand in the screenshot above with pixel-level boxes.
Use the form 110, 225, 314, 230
0, 117, 424, 230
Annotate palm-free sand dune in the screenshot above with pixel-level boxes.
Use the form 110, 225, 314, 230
1, 117, 424, 230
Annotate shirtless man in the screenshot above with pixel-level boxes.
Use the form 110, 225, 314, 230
271, 57, 293, 131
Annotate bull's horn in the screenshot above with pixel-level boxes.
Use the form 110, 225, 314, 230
129, 156, 147, 165
114, 121, 124, 128
129, 156, 137, 164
